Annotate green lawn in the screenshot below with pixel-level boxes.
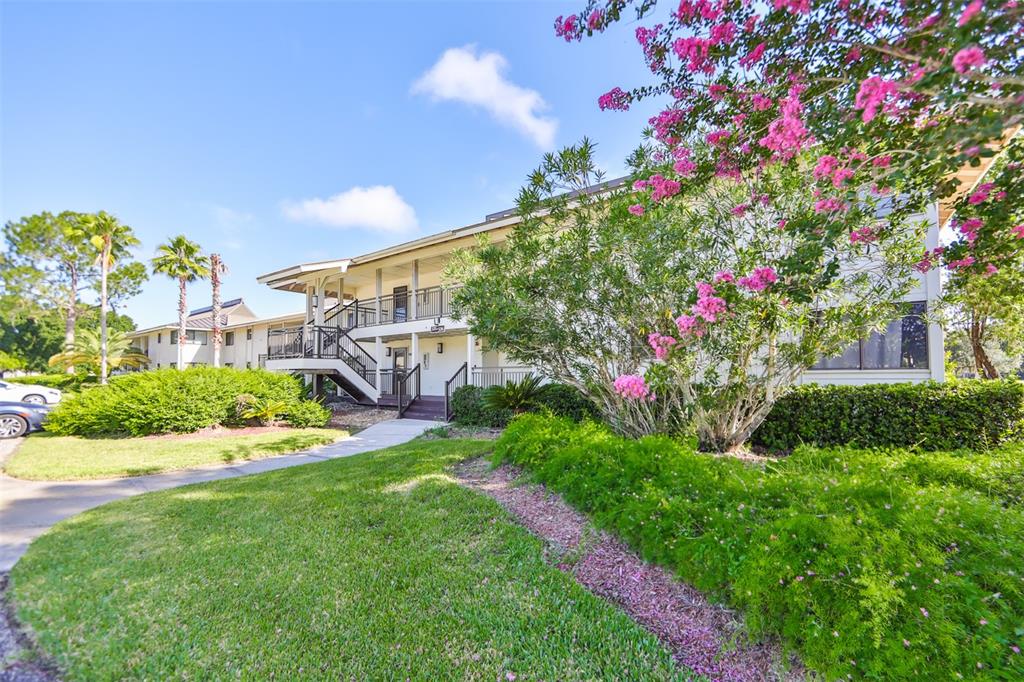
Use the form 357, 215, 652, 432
4, 429, 347, 480
10, 439, 688, 680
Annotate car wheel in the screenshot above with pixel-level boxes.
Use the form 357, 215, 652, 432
0, 415, 28, 439
22, 394, 46, 405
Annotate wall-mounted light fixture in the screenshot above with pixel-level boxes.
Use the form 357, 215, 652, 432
436, 343, 444, 354
385, 347, 392, 357
311, 294, 319, 308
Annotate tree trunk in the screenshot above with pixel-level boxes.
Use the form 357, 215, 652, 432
64, 266, 78, 374
178, 276, 187, 370
211, 253, 222, 368
99, 239, 110, 384
968, 318, 999, 379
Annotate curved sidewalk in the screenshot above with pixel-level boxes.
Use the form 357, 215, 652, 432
0, 419, 440, 571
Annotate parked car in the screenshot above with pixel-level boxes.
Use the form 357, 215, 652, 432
0, 380, 63, 405
0, 401, 51, 439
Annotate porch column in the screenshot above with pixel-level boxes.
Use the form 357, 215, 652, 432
466, 332, 474, 370
411, 332, 420, 370
375, 336, 383, 394
375, 268, 383, 324
314, 277, 326, 326
305, 285, 313, 323
411, 259, 419, 320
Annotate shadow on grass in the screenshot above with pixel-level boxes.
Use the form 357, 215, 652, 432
216, 434, 335, 464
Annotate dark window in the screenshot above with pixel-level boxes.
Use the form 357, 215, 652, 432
393, 286, 408, 322
171, 330, 209, 345
246, 361, 252, 369
157, 333, 162, 344
225, 331, 235, 346
246, 328, 253, 341
813, 302, 929, 370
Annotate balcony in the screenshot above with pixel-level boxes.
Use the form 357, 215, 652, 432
322, 285, 460, 330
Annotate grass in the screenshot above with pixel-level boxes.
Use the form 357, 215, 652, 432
9, 438, 689, 680
4, 429, 347, 480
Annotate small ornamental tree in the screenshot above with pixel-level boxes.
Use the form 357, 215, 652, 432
453, 142, 925, 448
539, 0, 1022, 445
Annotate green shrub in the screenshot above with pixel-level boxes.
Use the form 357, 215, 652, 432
45, 367, 303, 437
754, 379, 1024, 451
9, 373, 91, 392
495, 414, 1024, 680
283, 400, 332, 428
452, 382, 599, 427
535, 382, 600, 422
482, 375, 544, 414
450, 385, 511, 427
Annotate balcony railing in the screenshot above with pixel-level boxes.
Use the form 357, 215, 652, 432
315, 285, 461, 332
471, 366, 534, 389
266, 325, 377, 387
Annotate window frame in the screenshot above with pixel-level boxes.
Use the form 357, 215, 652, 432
810, 301, 930, 372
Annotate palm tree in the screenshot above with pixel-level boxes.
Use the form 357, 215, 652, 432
152, 236, 210, 370
209, 253, 228, 367
49, 328, 149, 374
86, 212, 141, 384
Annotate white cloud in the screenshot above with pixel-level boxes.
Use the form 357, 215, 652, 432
412, 45, 557, 150
280, 185, 418, 233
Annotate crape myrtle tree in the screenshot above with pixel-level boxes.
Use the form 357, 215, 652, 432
452, 141, 923, 448
536, 0, 1022, 446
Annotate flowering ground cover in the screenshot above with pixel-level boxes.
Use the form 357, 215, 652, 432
495, 414, 1024, 680
9, 438, 690, 680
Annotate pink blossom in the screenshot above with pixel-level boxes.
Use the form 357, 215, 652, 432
855, 76, 899, 123
751, 93, 773, 111
949, 255, 977, 269
708, 21, 737, 47
628, 204, 646, 216
814, 197, 847, 213
920, 607, 929, 618
614, 374, 654, 401
672, 37, 714, 74
732, 203, 749, 216
708, 84, 729, 101
696, 281, 716, 298
985, 264, 999, 276
845, 46, 862, 63
598, 87, 630, 111
953, 46, 986, 74
872, 155, 892, 168
777, 219, 788, 229
707, 129, 730, 145
958, 0, 983, 26
737, 267, 778, 292
633, 180, 648, 191
758, 86, 813, 160
831, 167, 854, 188
813, 155, 839, 181
554, 15, 580, 42
957, 217, 983, 242
650, 108, 686, 144
850, 226, 878, 244
968, 182, 995, 204
586, 9, 604, 31
1012, 224, 1024, 239
674, 313, 703, 337
648, 332, 677, 360
713, 270, 734, 283
692, 295, 728, 322
649, 174, 682, 202
739, 43, 767, 69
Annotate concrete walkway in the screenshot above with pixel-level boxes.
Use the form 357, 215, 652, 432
0, 419, 440, 571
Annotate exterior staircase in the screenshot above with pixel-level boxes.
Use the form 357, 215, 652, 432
399, 395, 446, 421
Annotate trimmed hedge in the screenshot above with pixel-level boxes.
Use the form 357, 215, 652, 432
45, 367, 305, 437
451, 382, 599, 427
495, 414, 1024, 680
753, 380, 1024, 451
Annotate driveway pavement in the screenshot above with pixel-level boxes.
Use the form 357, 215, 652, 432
0, 419, 440, 571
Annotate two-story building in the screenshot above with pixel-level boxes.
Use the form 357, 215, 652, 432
254, 189, 945, 421
128, 299, 304, 370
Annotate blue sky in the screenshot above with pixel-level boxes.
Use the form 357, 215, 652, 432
2, 1, 663, 328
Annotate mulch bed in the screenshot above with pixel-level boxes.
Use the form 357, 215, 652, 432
139, 425, 296, 441
454, 458, 804, 682
327, 404, 397, 433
